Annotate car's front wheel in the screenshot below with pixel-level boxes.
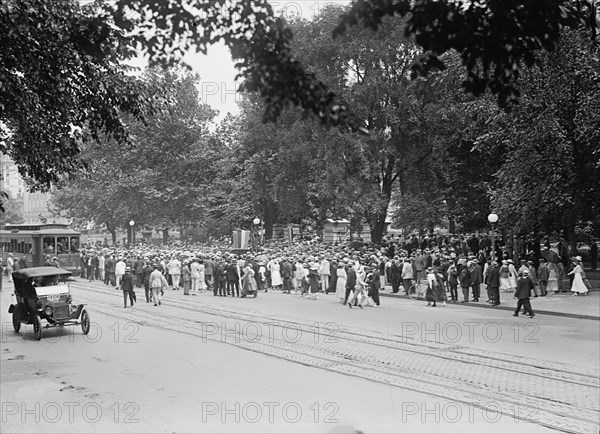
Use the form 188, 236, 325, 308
81, 309, 90, 335
33, 315, 43, 341
12, 308, 21, 333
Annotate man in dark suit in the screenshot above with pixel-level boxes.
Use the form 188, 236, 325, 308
105, 255, 115, 286
514, 270, 535, 318
142, 261, 154, 303
470, 261, 482, 302
281, 258, 294, 294
459, 263, 471, 303
390, 258, 401, 293
487, 260, 501, 305
344, 264, 357, 307
226, 260, 240, 297
134, 256, 145, 288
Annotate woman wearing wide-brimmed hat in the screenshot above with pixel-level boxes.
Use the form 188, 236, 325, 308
568, 256, 589, 296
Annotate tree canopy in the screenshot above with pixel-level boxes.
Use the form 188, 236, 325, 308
2, 0, 599, 197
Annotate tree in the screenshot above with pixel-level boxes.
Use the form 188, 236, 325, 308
485, 29, 600, 240
2, 0, 598, 206
0, 0, 159, 190
335, 0, 596, 108
0, 194, 24, 225
289, 8, 465, 243
48, 69, 217, 240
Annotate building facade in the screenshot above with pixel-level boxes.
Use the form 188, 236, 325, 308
1, 154, 66, 224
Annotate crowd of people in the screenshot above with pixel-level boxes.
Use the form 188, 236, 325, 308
70, 231, 595, 312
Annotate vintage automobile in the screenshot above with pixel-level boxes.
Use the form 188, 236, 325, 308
8, 267, 90, 340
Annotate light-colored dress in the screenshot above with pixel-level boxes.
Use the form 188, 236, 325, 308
547, 264, 558, 293
336, 267, 347, 302
198, 264, 206, 290
241, 267, 258, 295
569, 265, 588, 294
500, 265, 511, 291
270, 262, 283, 286
508, 264, 518, 289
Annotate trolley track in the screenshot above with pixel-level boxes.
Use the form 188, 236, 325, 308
69, 280, 600, 433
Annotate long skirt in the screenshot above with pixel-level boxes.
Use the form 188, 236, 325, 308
547, 278, 558, 293
336, 277, 346, 301
271, 269, 283, 286
571, 273, 589, 294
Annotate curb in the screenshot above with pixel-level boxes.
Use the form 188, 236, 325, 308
378, 291, 600, 321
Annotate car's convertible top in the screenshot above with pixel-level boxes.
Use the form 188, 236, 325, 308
12, 267, 72, 279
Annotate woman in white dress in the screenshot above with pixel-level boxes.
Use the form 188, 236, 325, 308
270, 259, 283, 289
499, 260, 512, 292
197, 260, 207, 291
336, 264, 347, 304
568, 258, 589, 296
507, 259, 518, 292
547, 261, 558, 294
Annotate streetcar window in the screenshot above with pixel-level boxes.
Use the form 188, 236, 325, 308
56, 236, 69, 254
70, 237, 80, 253
43, 236, 56, 254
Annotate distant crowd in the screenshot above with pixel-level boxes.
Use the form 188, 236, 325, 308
59, 231, 596, 309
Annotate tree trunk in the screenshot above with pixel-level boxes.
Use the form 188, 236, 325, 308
162, 228, 168, 245
449, 219, 456, 233
370, 214, 386, 244
110, 229, 116, 245
370, 171, 394, 244
568, 226, 578, 256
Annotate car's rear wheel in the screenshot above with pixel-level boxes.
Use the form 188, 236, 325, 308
81, 309, 90, 335
33, 315, 43, 341
12, 308, 21, 333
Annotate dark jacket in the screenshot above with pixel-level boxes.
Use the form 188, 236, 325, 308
537, 264, 549, 281
371, 269, 381, 290
487, 266, 500, 288
142, 265, 153, 285
226, 264, 239, 281
121, 273, 135, 292
470, 264, 482, 285
515, 276, 534, 299
459, 267, 471, 288
134, 259, 145, 274
346, 268, 357, 289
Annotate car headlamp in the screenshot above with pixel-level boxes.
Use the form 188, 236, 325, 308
45, 306, 53, 316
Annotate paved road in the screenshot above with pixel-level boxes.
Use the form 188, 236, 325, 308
1, 276, 599, 433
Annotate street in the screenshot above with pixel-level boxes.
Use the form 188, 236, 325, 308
1, 275, 599, 433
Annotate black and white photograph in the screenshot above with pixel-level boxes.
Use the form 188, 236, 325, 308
1, 1, 599, 433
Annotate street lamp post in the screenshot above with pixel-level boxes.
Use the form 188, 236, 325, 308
487, 213, 498, 262
129, 220, 135, 245
253, 217, 261, 250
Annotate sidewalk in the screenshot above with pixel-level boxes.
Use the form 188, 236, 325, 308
380, 284, 600, 320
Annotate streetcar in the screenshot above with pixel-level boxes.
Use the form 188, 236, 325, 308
1, 223, 81, 272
